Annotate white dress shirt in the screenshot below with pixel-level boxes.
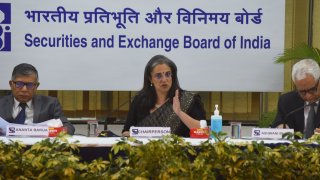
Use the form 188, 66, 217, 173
12, 98, 34, 124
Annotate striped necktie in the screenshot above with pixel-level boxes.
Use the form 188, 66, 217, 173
15, 103, 27, 124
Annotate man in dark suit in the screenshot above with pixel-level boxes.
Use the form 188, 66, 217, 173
0, 63, 75, 135
271, 59, 320, 138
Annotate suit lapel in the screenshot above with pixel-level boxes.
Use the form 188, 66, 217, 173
315, 103, 320, 128
297, 104, 305, 130
293, 94, 305, 131
33, 95, 41, 123
5, 96, 15, 122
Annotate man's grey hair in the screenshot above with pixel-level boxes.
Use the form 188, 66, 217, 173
11, 63, 39, 81
292, 59, 320, 82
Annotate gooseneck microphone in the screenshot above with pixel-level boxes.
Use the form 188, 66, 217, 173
104, 96, 134, 130
283, 99, 319, 128
283, 105, 307, 129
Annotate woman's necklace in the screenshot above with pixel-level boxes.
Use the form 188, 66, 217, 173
155, 104, 161, 108
155, 98, 169, 109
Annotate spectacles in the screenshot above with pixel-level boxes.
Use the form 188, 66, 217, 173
13, 81, 38, 89
153, 71, 172, 80
297, 80, 319, 96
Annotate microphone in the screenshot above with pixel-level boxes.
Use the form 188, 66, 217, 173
98, 96, 135, 137
283, 105, 306, 129
282, 99, 319, 128
104, 96, 134, 130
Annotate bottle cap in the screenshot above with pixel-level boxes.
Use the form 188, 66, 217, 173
200, 120, 207, 128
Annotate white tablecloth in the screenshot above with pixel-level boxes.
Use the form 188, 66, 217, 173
0, 135, 300, 147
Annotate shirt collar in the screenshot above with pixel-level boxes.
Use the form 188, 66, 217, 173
13, 98, 32, 109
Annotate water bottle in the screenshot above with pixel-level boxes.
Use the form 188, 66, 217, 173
200, 120, 208, 129
211, 104, 222, 138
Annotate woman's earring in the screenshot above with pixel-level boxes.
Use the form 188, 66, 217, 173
150, 83, 153, 87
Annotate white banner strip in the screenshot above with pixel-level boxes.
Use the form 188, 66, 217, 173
0, 0, 284, 91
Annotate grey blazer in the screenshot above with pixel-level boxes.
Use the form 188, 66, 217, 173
271, 91, 320, 134
0, 94, 75, 135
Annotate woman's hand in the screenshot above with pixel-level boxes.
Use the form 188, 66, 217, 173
173, 89, 182, 116
172, 89, 201, 129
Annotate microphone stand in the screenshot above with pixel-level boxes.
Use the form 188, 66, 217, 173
97, 96, 135, 137
104, 96, 133, 130
283, 105, 305, 129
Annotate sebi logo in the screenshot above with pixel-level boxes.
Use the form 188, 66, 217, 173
131, 129, 139, 135
0, 3, 11, 51
8, 127, 15, 133
253, 130, 261, 136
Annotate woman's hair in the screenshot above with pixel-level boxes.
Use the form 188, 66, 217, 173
139, 55, 181, 110
292, 59, 320, 82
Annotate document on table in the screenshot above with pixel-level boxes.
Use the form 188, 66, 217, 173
0, 117, 9, 135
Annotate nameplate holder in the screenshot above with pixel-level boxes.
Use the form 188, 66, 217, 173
6, 124, 49, 137
130, 127, 171, 137
190, 128, 210, 138
251, 128, 294, 139
49, 127, 66, 137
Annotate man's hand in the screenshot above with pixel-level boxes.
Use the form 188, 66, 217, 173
276, 124, 290, 129
315, 128, 320, 134
122, 131, 130, 137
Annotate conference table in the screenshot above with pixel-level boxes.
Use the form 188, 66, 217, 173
0, 135, 300, 147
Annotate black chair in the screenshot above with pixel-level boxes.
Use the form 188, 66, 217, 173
104, 117, 117, 130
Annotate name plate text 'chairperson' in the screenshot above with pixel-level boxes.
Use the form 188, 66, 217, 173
130, 127, 171, 137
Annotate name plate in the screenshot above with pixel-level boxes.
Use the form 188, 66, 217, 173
6, 124, 49, 137
130, 127, 171, 137
251, 128, 294, 139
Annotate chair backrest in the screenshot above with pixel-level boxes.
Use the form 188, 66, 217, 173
104, 117, 117, 130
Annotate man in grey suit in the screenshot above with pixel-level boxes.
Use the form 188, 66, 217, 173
271, 59, 320, 138
0, 63, 75, 135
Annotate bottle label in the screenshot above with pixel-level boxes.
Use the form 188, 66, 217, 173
190, 128, 210, 138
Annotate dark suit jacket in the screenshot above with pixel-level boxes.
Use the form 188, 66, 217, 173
0, 94, 75, 135
270, 91, 320, 134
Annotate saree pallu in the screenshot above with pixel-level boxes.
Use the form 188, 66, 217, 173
136, 91, 195, 134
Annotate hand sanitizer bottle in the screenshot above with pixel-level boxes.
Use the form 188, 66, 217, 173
211, 104, 222, 137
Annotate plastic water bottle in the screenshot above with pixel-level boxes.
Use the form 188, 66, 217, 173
200, 120, 208, 129
211, 104, 222, 137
